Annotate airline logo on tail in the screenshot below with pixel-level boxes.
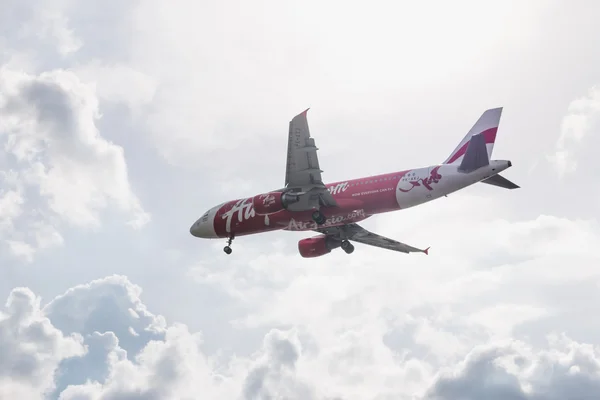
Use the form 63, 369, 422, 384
398, 167, 443, 193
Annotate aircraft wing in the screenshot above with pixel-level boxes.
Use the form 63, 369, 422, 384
316, 223, 430, 255
284, 109, 337, 208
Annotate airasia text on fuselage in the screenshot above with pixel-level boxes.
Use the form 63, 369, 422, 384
285, 209, 366, 231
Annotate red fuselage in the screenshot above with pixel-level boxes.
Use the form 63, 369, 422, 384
197, 165, 444, 239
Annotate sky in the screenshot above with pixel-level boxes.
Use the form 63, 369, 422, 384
1, 0, 600, 398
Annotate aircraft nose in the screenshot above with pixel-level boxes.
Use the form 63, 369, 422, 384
190, 219, 201, 237
190, 211, 217, 238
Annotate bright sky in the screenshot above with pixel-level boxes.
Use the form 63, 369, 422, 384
2, 0, 600, 398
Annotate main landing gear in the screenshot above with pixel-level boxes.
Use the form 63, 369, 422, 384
224, 234, 234, 255
341, 240, 354, 254
312, 210, 326, 225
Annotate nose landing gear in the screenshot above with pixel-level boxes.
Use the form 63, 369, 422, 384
224, 234, 235, 254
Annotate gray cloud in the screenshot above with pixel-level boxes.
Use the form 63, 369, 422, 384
426, 337, 600, 400
242, 329, 315, 400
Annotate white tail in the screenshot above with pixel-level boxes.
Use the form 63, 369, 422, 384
443, 107, 503, 165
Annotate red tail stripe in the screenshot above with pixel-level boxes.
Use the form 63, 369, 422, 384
446, 127, 497, 164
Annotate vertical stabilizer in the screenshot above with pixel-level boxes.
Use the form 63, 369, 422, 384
444, 107, 502, 165
457, 132, 490, 172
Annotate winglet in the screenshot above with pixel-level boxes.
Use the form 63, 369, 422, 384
424, 247, 430, 255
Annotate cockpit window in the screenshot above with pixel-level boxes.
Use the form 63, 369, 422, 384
200, 211, 210, 222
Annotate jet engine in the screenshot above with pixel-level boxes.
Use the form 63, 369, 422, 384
252, 191, 300, 215
298, 234, 342, 258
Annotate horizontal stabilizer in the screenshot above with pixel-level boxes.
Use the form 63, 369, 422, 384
458, 133, 490, 173
481, 174, 520, 189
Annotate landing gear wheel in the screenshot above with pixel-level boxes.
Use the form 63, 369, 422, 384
223, 234, 235, 255
312, 210, 326, 225
341, 240, 354, 254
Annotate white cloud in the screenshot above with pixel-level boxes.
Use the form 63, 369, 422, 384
466, 304, 550, 340
43, 275, 166, 351
0, 287, 85, 400
425, 335, 600, 400
0, 67, 150, 260
6, 240, 36, 263
550, 86, 600, 177
240, 329, 315, 400
1, 0, 82, 70
1, 274, 600, 399
72, 62, 157, 115
21, 9, 83, 56
3, 0, 600, 399
0, 188, 23, 233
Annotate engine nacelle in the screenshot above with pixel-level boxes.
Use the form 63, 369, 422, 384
252, 191, 299, 215
298, 235, 341, 258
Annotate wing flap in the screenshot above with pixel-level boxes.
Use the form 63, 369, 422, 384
350, 229, 429, 254
316, 223, 429, 255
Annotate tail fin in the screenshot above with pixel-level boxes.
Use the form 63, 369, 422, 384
457, 132, 490, 172
443, 107, 502, 165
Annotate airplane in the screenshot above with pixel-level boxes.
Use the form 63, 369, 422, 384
190, 107, 519, 257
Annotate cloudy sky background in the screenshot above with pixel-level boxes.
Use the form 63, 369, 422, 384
2, 0, 600, 398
